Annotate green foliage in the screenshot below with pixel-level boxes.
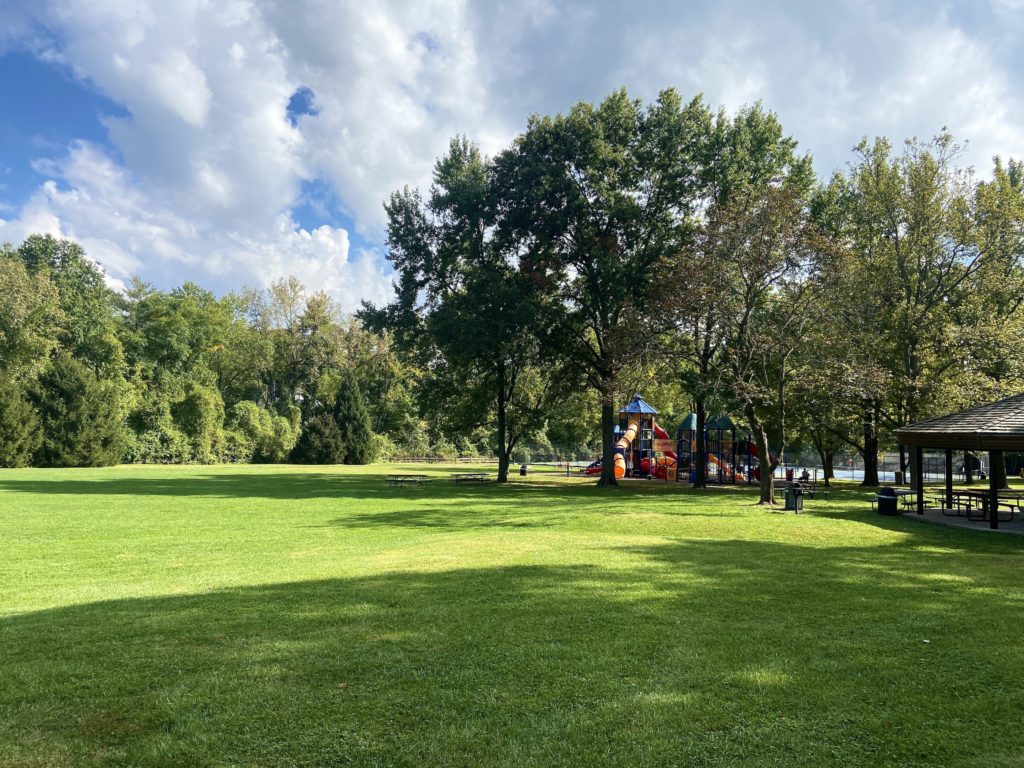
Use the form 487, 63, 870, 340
221, 430, 256, 464
32, 353, 125, 467
369, 432, 399, 461
0, 245, 64, 382
290, 414, 346, 464
122, 386, 191, 464
228, 401, 299, 463
5, 93, 1024, 478
395, 420, 432, 458
332, 371, 377, 464
17, 234, 124, 377
171, 384, 226, 463
0, 377, 42, 467
122, 424, 190, 465
430, 436, 458, 461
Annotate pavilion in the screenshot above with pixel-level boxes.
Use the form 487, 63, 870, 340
895, 393, 1024, 529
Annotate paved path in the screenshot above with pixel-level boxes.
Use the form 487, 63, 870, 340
902, 510, 1024, 535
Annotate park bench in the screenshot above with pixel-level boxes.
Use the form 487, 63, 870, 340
387, 474, 431, 488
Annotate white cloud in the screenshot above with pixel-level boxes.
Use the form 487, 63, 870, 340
865, 23, 1024, 170
2, 0, 513, 308
1, 0, 1023, 314
0, 141, 391, 311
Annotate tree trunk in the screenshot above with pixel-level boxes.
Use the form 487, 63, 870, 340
820, 447, 834, 487
745, 403, 774, 504
896, 445, 906, 486
597, 394, 618, 487
495, 363, 509, 483
693, 399, 707, 489
861, 400, 879, 487
964, 452, 974, 485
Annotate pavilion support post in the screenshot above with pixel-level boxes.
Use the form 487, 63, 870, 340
945, 448, 954, 510
914, 446, 924, 515
990, 450, 1003, 530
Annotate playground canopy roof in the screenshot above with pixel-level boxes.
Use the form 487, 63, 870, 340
706, 414, 739, 432
895, 393, 1024, 451
620, 394, 658, 415
677, 413, 749, 436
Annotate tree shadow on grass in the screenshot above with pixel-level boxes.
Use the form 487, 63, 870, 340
0, 470, 754, 509
4, 538, 1024, 767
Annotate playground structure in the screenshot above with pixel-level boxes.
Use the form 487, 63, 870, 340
584, 394, 678, 479
584, 396, 772, 483
676, 414, 759, 484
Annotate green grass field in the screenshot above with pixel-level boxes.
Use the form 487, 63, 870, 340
3, 464, 1024, 767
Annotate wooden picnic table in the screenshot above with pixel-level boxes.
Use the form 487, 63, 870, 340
387, 473, 431, 487
891, 488, 916, 510
936, 489, 1021, 522
798, 480, 829, 499
451, 472, 489, 485
870, 487, 915, 512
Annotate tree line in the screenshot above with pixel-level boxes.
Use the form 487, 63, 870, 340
1, 234, 571, 470
3, 89, 1022, 501
365, 88, 1024, 500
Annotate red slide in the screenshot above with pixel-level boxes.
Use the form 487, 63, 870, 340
746, 441, 777, 480
640, 421, 677, 479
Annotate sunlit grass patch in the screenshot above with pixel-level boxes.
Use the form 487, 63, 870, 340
2, 464, 1024, 766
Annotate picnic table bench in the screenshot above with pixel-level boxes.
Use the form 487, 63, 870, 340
451, 472, 489, 485
939, 489, 1022, 522
799, 480, 829, 499
387, 474, 431, 487
870, 488, 915, 511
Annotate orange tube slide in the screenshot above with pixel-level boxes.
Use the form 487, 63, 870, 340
613, 420, 638, 479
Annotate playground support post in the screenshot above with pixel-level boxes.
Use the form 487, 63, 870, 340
694, 405, 707, 489
598, 400, 618, 487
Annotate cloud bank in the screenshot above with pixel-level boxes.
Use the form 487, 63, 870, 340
1, 0, 1022, 310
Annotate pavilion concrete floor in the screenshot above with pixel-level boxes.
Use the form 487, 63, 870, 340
902, 509, 1024, 534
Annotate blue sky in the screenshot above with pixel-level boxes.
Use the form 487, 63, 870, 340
1, 0, 1022, 310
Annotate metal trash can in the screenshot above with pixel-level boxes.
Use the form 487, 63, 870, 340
877, 486, 899, 515
519, 464, 529, 476
785, 482, 803, 512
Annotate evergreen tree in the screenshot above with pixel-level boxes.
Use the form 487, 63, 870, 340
332, 371, 376, 464
291, 414, 346, 464
33, 353, 125, 467
0, 378, 42, 467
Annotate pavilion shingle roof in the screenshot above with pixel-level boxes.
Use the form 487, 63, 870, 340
895, 392, 1024, 451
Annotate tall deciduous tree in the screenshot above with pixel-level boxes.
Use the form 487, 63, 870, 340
17, 234, 124, 377
707, 185, 835, 503
831, 135, 996, 487
666, 102, 813, 487
493, 89, 706, 485
367, 137, 546, 482
0, 244, 64, 382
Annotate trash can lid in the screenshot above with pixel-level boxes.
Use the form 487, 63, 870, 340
879, 486, 898, 497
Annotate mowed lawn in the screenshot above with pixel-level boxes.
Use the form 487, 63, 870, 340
2, 466, 1024, 767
